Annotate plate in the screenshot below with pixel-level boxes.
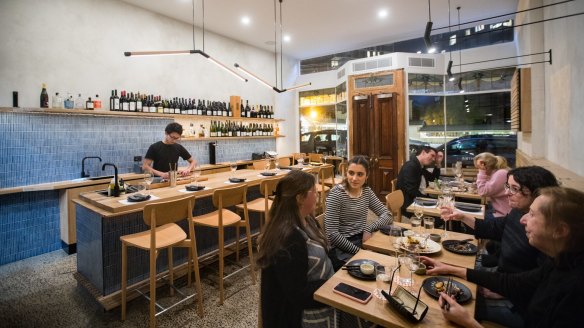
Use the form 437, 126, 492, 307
379, 225, 405, 235
229, 178, 247, 183
415, 199, 437, 207
397, 236, 442, 254
454, 202, 482, 213
260, 172, 277, 176
442, 240, 478, 255
422, 277, 472, 304
125, 185, 145, 193
127, 193, 151, 202
185, 185, 205, 191
344, 259, 380, 281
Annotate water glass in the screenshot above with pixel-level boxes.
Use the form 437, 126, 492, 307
230, 162, 237, 177
398, 255, 413, 287
424, 217, 435, 234
191, 166, 201, 186
143, 172, 153, 196
375, 265, 392, 298
410, 217, 422, 235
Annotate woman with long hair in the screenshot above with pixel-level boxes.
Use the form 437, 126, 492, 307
324, 155, 392, 267
424, 186, 584, 327
473, 152, 511, 218
257, 170, 334, 328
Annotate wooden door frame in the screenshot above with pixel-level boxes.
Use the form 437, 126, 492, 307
347, 69, 406, 169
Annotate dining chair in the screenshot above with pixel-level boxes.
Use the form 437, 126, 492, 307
308, 153, 323, 163
253, 159, 269, 170
390, 178, 398, 192
276, 157, 291, 168
120, 195, 203, 327
235, 175, 281, 232
192, 183, 256, 305
386, 189, 404, 222
292, 153, 305, 165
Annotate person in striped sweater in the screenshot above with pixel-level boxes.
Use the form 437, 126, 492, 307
324, 155, 393, 268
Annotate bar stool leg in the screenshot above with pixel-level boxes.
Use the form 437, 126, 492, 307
168, 247, 174, 296
121, 242, 127, 321
244, 217, 256, 285
235, 225, 240, 263
218, 227, 225, 305
190, 237, 204, 317
149, 249, 157, 328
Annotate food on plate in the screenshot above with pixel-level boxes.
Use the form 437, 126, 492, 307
406, 236, 419, 245
453, 243, 473, 252
434, 280, 464, 300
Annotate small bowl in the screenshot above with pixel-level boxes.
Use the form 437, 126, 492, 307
403, 230, 415, 238
360, 263, 374, 275
429, 233, 442, 242
414, 263, 427, 275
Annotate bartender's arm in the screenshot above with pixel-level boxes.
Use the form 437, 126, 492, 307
142, 158, 169, 179
179, 157, 197, 177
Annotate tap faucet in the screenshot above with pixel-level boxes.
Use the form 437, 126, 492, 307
82, 156, 102, 178
102, 163, 119, 196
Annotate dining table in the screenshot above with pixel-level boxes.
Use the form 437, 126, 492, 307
423, 187, 487, 204
313, 249, 477, 328
406, 198, 486, 220
363, 222, 479, 269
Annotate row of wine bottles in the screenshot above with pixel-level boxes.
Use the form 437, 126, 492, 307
108, 89, 275, 119
209, 121, 276, 137
39, 83, 98, 110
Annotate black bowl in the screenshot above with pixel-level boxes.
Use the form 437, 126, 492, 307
229, 178, 246, 183
185, 185, 205, 191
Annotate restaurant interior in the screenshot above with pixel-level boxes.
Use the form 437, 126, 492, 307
1, 0, 583, 327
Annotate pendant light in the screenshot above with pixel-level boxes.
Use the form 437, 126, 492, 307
457, 6, 464, 93
124, 0, 248, 82
424, 0, 436, 54
446, 0, 455, 82
234, 0, 311, 93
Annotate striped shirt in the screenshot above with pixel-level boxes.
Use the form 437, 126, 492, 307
324, 185, 393, 254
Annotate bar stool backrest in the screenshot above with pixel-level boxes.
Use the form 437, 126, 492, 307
143, 195, 195, 227
386, 190, 404, 222
277, 157, 291, 167
260, 176, 281, 197
319, 164, 335, 186
213, 183, 248, 209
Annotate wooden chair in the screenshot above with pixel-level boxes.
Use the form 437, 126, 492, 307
308, 153, 323, 163
386, 189, 404, 223
390, 178, 398, 192
235, 176, 281, 230
192, 183, 256, 305
276, 157, 290, 168
120, 195, 203, 327
252, 159, 270, 170
292, 153, 306, 164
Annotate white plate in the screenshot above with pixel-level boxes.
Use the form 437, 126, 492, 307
397, 236, 442, 254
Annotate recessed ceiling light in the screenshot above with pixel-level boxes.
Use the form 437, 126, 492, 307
241, 16, 251, 25
283, 35, 291, 43
378, 9, 388, 19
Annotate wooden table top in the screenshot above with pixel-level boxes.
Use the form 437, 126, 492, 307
363, 222, 478, 269
76, 169, 288, 216
423, 187, 485, 202
314, 249, 476, 328
406, 198, 485, 220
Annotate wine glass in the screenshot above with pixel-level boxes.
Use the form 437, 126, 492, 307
275, 159, 281, 171
322, 151, 328, 164
143, 172, 153, 196
264, 158, 270, 172
389, 227, 403, 272
412, 198, 424, 234
191, 165, 201, 186
439, 188, 454, 238
406, 253, 422, 294
230, 162, 238, 178
297, 156, 304, 166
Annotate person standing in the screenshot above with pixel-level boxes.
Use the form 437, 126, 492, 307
257, 170, 335, 328
473, 152, 511, 218
396, 146, 437, 214
143, 122, 196, 179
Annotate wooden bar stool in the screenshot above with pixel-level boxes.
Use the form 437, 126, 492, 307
120, 195, 203, 327
276, 157, 290, 168
308, 153, 323, 163
192, 183, 256, 305
235, 176, 281, 233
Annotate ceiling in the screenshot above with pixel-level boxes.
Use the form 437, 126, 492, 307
121, 0, 518, 60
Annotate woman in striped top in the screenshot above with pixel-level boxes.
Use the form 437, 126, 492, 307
324, 156, 392, 267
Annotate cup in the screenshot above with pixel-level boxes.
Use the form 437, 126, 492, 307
424, 217, 435, 234
376, 265, 392, 297
398, 255, 412, 287
169, 170, 177, 187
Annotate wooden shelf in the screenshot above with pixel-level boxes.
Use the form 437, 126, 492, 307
0, 107, 284, 122
181, 135, 285, 141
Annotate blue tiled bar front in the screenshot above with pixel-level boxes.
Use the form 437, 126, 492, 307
0, 109, 276, 266
75, 187, 262, 299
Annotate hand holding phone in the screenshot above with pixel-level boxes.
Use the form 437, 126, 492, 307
333, 282, 372, 304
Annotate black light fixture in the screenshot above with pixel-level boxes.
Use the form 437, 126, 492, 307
457, 6, 464, 94
124, 0, 248, 82
235, 0, 311, 93
446, 0, 455, 81
424, 0, 436, 53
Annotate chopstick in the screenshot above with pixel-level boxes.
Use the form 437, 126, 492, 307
444, 278, 452, 311
342, 265, 362, 269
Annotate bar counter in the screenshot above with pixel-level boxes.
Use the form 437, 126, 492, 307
73, 169, 287, 309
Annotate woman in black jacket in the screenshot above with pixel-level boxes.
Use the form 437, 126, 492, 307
422, 186, 584, 327
256, 170, 335, 328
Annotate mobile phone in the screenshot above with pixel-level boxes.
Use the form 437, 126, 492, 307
333, 282, 372, 304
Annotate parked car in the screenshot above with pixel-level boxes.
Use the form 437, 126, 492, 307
436, 134, 517, 168
300, 129, 347, 154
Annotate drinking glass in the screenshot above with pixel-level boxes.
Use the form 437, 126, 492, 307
389, 227, 403, 270
264, 159, 270, 172
191, 165, 201, 186
143, 172, 153, 196
406, 253, 422, 294
322, 151, 328, 164
275, 160, 280, 171
411, 200, 423, 235
375, 265, 392, 300
424, 217, 435, 234
398, 255, 413, 287
230, 162, 238, 178
297, 156, 304, 165
439, 188, 454, 238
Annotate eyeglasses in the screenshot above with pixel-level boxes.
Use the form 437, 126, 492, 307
504, 183, 525, 195
167, 134, 181, 141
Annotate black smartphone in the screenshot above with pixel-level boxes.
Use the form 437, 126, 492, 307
333, 282, 372, 304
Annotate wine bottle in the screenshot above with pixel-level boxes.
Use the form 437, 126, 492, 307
136, 93, 143, 112
85, 97, 94, 110
129, 92, 136, 112
109, 90, 115, 111
40, 83, 49, 108
113, 89, 120, 111
75, 93, 84, 109
94, 94, 102, 109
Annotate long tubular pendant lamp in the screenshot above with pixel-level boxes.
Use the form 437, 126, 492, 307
446, 0, 455, 81
235, 0, 311, 93
424, 0, 436, 53
457, 6, 464, 94
124, 0, 247, 82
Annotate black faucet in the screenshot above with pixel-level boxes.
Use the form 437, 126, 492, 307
102, 163, 119, 197
82, 156, 102, 178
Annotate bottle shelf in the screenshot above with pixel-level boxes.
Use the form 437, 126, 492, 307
182, 135, 285, 141
0, 107, 284, 122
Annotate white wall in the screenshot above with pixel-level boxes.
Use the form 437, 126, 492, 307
0, 0, 299, 154
516, 0, 584, 176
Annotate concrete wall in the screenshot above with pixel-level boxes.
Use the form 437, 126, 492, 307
516, 0, 584, 176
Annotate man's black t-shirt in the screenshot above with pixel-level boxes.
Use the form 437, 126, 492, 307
145, 141, 191, 174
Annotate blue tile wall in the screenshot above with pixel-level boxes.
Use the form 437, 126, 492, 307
0, 191, 61, 266
0, 111, 275, 266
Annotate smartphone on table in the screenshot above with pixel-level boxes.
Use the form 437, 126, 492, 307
333, 282, 372, 304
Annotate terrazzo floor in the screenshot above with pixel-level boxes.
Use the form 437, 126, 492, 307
0, 250, 259, 328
